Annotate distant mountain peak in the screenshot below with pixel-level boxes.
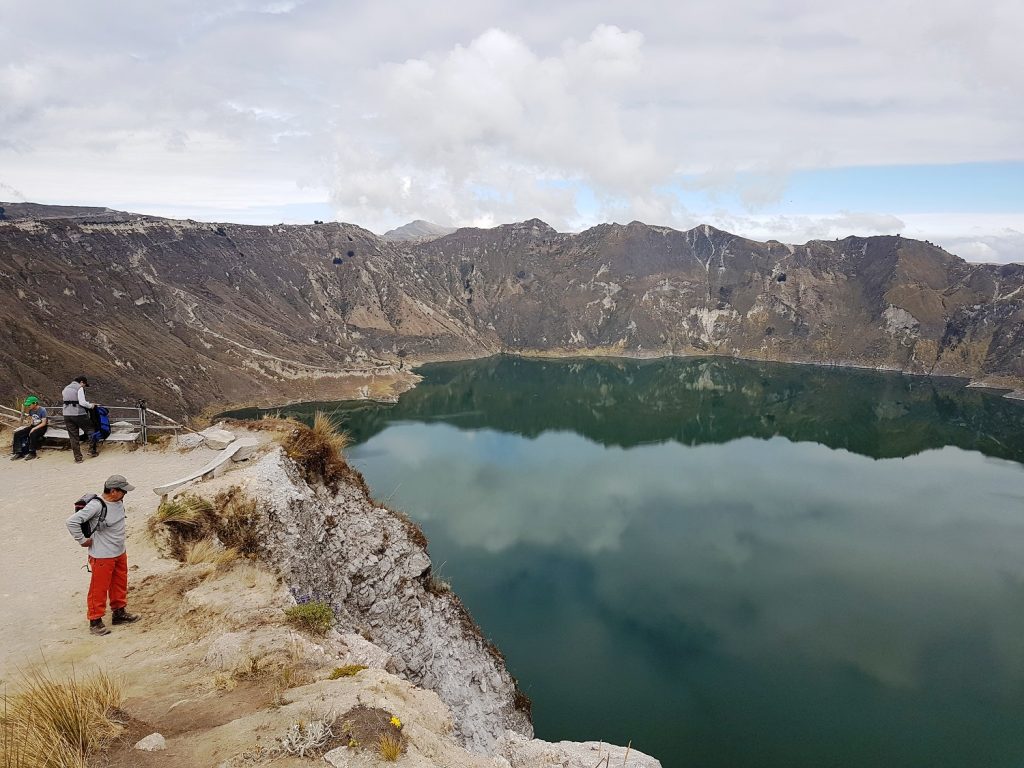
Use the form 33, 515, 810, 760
382, 220, 455, 242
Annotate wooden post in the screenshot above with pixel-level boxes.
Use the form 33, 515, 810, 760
137, 400, 148, 444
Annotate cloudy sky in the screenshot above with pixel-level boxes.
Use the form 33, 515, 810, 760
2, 1, 1022, 262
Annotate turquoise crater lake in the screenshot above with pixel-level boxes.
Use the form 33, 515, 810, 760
230, 356, 1024, 768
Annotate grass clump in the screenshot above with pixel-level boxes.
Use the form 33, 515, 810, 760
378, 732, 403, 762
184, 538, 238, 567
149, 487, 264, 562
150, 495, 214, 530
284, 601, 334, 636
327, 665, 366, 680
283, 412, 353, 489
1, 668, 123, 767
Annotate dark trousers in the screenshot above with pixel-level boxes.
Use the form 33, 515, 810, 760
12, 425, 47, 456
65, 413, 93, 460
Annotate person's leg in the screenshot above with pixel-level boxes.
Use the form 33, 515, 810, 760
26, 426, 47, 457
87, 556, 115, 624
110, 552, 138, 624
109, 552, 127, 612
66, 415, 84, 461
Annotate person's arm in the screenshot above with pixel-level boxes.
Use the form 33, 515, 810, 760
78, 387, 94, 410
31, 416, 47, 432
66, 500, 100, 547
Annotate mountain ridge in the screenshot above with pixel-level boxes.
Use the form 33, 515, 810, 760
1, 202, 1021, 417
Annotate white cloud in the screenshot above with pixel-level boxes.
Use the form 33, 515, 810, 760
0, 1, 1021, 242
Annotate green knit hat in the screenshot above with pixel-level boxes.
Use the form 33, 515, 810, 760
23, 396, 38, 407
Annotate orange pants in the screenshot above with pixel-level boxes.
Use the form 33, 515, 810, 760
87, 552, 128, 621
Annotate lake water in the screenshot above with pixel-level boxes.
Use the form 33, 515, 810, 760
230, 356, 1024, 768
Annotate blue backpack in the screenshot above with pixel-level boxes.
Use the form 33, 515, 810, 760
91, 405, 111, 443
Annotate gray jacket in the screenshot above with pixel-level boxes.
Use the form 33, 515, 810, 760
66, 498, 127, 558
61, 382, 94, 417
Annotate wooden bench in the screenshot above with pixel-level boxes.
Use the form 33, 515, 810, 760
43, 427, 141, 444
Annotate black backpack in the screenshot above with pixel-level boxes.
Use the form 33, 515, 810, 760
74, 494, 107, 538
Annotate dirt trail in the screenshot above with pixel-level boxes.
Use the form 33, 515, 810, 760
0, 440, 223, 676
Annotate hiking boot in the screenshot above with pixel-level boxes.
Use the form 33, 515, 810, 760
111, 608, 139, 625
10, 453, 24, 461
74, 456, 84, 464
89, 619, 111, 636
89, 450, 99, 458
23, 453, 37, 461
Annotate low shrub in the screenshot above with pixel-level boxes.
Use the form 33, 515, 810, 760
212, 487, 263, 557
328, 665, 366, 679
336, 706, 405, 761
284, 601, 334, 636
150, 488, 264, 562
274, 717, 334, 758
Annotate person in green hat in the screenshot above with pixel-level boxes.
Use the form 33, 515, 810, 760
11, 396, 48, 461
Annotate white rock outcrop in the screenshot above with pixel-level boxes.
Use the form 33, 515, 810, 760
200, 426, 237, 450
243, 448, 533, 754
502, 732, 661, 768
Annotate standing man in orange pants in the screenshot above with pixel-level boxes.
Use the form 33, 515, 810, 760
66, 475, 141, 636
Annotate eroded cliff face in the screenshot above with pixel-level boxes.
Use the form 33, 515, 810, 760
1, 204, 1021, 417
240, 446, 532, 754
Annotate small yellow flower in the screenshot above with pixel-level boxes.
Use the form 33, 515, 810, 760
390, 716, 402, 729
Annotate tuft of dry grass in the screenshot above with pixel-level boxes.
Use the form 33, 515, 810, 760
378, 732, 404, 762
1, 667, 123, 768
149, 495, 215, 530
282, 412, 352, 488
148, 494, 217, 560
184, 538, 238, 567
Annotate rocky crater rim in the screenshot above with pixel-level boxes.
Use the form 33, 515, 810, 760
2, 200, 1021, 422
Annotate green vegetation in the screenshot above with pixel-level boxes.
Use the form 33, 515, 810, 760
284, 601, 334, 636
328, 665, 367, 679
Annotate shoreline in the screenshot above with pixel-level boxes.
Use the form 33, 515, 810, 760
216, 348, 1021, 417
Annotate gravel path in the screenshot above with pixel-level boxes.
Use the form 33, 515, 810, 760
0, 440, 221, 676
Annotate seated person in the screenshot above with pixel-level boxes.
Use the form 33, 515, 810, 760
11, 396, 48, 461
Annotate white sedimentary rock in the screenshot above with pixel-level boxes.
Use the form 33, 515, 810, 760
134, 733, 166, 751
200, 427, 236, 450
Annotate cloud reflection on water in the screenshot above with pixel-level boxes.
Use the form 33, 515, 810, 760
353, 425, 1024, 694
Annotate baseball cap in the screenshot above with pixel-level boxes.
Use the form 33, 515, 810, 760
104, 475, 136, 492
23, 396, 38, 407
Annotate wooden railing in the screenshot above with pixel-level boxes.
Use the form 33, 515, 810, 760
0, 401, 184, 443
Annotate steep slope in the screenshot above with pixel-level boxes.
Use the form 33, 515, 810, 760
0, 205, 1021, 417
0, 210, 494, 415
412, 222, 1024, 384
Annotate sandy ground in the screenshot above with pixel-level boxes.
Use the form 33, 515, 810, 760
0, 429, 489, 768
0, 438, 235, 676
